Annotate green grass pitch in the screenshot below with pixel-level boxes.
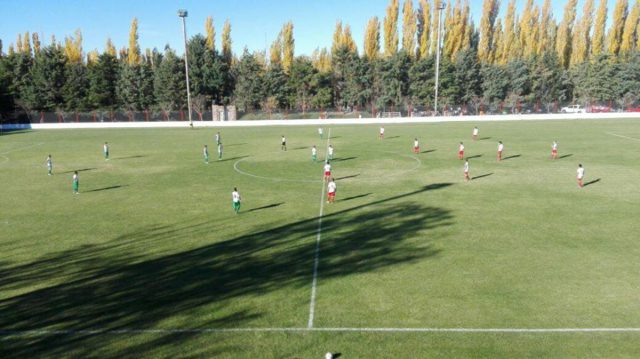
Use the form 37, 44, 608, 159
1, 119, 640, 358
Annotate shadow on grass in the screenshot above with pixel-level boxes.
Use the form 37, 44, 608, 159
291, 146, 309, 151
246, 203, 284, 213
217, 156, 249, 163
112, 155, 146, 161
421, 149, 436, 154
60, 168, 96, 174
0, 183, 453, 357
385, 136, 400, 140
472, 173, 494, 180
335, 174, 360, 180
559, 154, 573, 159
583, 178, 601, 187
84, 185, 127, 193
502, 154, 521, 160
466, 154, 482, 159
225, 143, 247, 147
0, 129, 32, 136
332, 157, 357, 162
339, 193, 372, 202
478, 137, 492, 141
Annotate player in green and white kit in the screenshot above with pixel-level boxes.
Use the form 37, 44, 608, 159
311, 145, 318, 162
46, 154, 53, 175
103, 142, 110, 160
215, 132, 221, 145
232, 187, 241, 214
72, 171, 79, 194
327, 145, 334, 160
203, 145, 209, 164
318, 127, 323, 139
218, 142, 223, 160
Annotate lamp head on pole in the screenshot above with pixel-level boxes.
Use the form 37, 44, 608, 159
438, 2, 446, 10
177, 9, 188, 18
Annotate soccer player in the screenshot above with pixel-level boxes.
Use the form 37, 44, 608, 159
551, 141, 558, 160
232, 187, 241, 214
281, 135, 287, 151
46, 154, 53, 175
215, 132, 221, 145
472, 126, 479, 140
72, 171, 79, 194
203, 145, 209, 164
379, 126, 385, 139
577, 164, 585, 188
497, 141, 504, 161
103, 142, 110, 160
318, 127, 323, 140
458, 142, 465, 160
311, 145, 318, 162
218, 142, 223, 160
413, 138, 420, 154
464, 159, 470, 182
327, 145, 334, 160
327, 178, 337, 203
324, 161, 332, 181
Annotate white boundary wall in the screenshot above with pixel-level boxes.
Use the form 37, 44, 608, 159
2, 113, 639, 130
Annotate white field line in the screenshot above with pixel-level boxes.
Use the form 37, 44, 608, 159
605, 132, 640, 142
308, 128, 331, 329
0, 142, 45, 155
3, 327, 640, 336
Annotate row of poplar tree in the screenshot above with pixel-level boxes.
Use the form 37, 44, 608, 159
0, 0, 639, 116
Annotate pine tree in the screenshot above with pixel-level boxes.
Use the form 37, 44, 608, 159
205, 16, 215, 52
222, 20, 232, 64
63, 62, 88, 110
555, 0, 578, 68
401, 0, 417, 57
478, 0, 499, 63
105, 38, 117, 57
28, 44, 67, 110
620, 0, 640, 54
364, 16, 381, 60
607, 0, 628, 56
153, 46, 187, 111
417, 0, 432, 59
282, 22, 295, 73
591, 0, 608, 58
383, 0, 399, 57
233, 50, 265, 111
570, 0, 594, 66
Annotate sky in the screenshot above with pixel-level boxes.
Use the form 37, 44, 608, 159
0, 0, 619, 57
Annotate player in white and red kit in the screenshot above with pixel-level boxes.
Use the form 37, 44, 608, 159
379, 126, 385, 139
413, 138, 420, 154
324, 161, 332, 181
464, 159, 470, 182
577, 164, 585, 188
497, 141, 504, 161
551, 141, 558, 160
327, 178, 336, 203
458, 142, 465, 160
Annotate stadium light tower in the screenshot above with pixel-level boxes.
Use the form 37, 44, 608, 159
434, 1, 446, 116
178, 9, 193, 128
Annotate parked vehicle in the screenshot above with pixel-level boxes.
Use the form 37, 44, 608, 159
560, 105, 586, 113
587, 105, 612, 113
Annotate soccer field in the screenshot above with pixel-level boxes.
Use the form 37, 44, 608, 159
2, 119, 640, 358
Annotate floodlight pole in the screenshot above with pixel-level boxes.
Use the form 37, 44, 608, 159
178, 9, 193, 128
434, 2, 446, 116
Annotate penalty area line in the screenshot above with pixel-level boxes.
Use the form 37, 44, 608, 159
3, 327, 640, 336
605, 132, 640, 142
307, 128, 331, 329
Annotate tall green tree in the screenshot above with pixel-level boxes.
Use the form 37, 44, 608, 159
27, 45, 67, 110
154, 46, 186, 111
454, 48, 482, 105
63, 62, 88, 110
87, 53, 119, 110
232, 50, 264, 111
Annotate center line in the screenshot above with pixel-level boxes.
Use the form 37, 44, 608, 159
308, 128, 331, 328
